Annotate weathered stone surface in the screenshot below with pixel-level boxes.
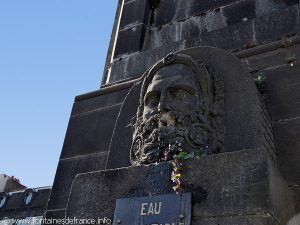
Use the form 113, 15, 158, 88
71, 88, 129, 116
181, 149, 293, 224
192, 215, 277, 225
47, 152, 108, 210
263, 62, 300, 121
66, 162, 173, 220
110, 41, 185, 82
110, 20, 255, 82
106, 82, 141, 169
66, 149, 293, 225
61, 104, 120, 159
186, 0, 237, 18
274, 118, 300, 185
144, 21, 189, 50
180, 12, 227, 39
119, 0, 149, 30
114, 24, 146, 58
108, 4, 300, 83
186, 19, 254, 51
151, 0, 292, 28
243, 48, 290, 72
152, 0, 185, 27
255, 4, 300, 44
144, 13, 254, 52
223, 0, 256, 25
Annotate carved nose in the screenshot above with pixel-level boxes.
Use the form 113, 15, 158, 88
158, 93, 168, 112
158, 102, 166, 113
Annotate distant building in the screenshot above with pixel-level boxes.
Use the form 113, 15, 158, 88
0, 174, 51, 225
0, 174, 26, 193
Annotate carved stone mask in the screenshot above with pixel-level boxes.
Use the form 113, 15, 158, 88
130, 53, 224, 166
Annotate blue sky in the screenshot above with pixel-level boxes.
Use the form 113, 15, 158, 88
0, 1, 118, 188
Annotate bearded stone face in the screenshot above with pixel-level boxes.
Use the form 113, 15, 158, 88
130, 56, 224, 166
142, 64, 200, 121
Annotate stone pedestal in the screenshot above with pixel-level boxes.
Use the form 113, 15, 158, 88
66, 149, 293, 225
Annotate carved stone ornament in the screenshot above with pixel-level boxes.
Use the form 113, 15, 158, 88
130, 53, 224, 166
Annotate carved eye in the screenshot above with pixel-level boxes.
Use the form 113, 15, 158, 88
145, 95, 159, 107
172, 89, 191, 100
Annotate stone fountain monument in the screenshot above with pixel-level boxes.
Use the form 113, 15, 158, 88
45, 1, 300, 225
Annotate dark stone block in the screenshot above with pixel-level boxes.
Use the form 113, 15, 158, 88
187, 19, 254, 51
66, 149, 293, 225
223, 0, 256, 25
108, 58, 129, 82
152, 0, 238, 27
150, 0, 299, 33
243, 48, 288, 72
114, 24, 147, 58
180, 17, 205, 40
152, 0, 182, 27
255, 5, 300, 44
263, 62, 300, 121
47, 152, 108, 210
71, 88, 129, 115
143, 0, 299, 53
274, 118, 300, 185
106, 1, 300, 84
66, 162, 173, 220
180, 149, 293, 224
106, 82, 142, 169
192, 215, 277, 225
61, 104, 120, 159
44, 209, 66, 221
119, 0, 149, 30
187, 0, 238, 18
146, 10, 228, 51
243, 43, 300, 72
110, 21, 254, 83
255, 0, 299, 17
146, 22, 186, 50
109, 41, 185, 83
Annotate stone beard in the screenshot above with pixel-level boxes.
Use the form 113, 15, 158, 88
130, 53, 224, 166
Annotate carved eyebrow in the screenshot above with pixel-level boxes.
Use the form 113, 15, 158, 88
168, 85, 197, 95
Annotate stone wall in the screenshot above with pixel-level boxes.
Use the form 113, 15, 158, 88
104, 0, 300, 83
